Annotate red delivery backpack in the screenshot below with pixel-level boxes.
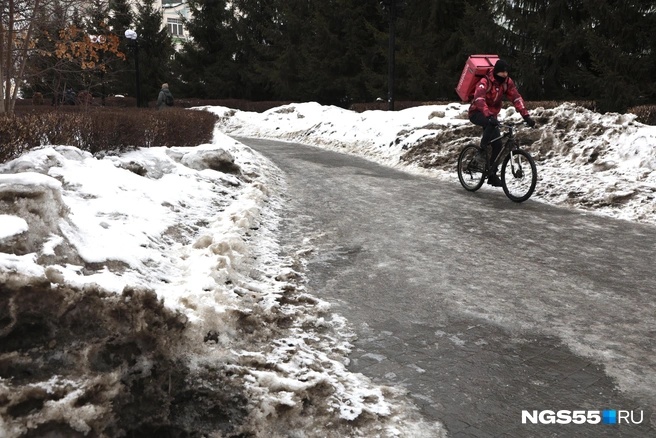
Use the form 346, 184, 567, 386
455, 54, 499, 102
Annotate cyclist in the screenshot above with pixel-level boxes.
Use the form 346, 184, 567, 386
468, 59, 535, 186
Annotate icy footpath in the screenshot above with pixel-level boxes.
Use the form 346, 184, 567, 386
0, 131, 443, 436
211, 102, 656, 226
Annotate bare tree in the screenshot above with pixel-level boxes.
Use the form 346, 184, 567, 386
0, 0, 125, 114
0, 0, 43, 114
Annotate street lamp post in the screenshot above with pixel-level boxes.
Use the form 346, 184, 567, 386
90, 35, 106, 106
388, 0, 395, 111
124, 29, 141, 108
382, 0, 400, 111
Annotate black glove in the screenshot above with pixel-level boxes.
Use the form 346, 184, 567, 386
487, 116, 499, 127
523, 115, 536, 128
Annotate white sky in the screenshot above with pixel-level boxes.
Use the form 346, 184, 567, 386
1, 101, 654, 436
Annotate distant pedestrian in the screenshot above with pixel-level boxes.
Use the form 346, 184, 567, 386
64, 87, 77, 105
157, 83, 174, 110
32, 92, 43, 106
77, 90, 93, 107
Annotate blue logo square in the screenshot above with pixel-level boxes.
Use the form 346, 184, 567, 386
603, 410, 617, 424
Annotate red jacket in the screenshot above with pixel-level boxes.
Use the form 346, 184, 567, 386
468, 70, 529, 118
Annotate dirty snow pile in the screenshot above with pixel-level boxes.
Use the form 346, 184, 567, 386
211, 102, 656, 225
0, 131, 441, 436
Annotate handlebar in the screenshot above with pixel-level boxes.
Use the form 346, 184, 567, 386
500, 121, 527, 128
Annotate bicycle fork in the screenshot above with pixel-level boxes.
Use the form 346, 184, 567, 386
508, 150, 522, 178
509, 150, 516, 175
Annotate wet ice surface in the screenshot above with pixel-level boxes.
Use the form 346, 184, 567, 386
0, 133, 440, 436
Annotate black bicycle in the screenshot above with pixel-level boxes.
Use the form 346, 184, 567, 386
457, 121, 537, 202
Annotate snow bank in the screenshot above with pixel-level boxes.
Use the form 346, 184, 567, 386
0, 132, 443, 436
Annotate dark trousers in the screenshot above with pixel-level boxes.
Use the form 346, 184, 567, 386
470, 111, 502, 169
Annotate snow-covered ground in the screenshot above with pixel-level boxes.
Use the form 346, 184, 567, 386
1, 101, 654, 436
0, 127, 440, 436
210, 102, 656, 225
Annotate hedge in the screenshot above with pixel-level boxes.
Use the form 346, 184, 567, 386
0, 107, 218, 164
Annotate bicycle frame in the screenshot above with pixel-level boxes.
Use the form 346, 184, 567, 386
458, 120, 537, 202
485, 122, 523, 173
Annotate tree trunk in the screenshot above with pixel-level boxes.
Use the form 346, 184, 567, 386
0, 21, 5, 115
10, 0, 41, 114
4, 0, 14, 114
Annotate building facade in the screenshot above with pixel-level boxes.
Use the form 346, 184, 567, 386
159, 1, 191, 47
125, 1, 191, 49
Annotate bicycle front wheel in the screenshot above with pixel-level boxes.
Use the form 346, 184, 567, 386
457, 144, 486, 192
501, 149, 537, 202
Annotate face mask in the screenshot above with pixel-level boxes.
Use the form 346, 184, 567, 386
494, 73, 507, 83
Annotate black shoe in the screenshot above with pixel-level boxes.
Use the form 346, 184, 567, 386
487, 173, 502, 187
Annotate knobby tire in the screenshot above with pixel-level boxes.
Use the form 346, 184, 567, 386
500, 149, 537, 202
457, 144, 486, 192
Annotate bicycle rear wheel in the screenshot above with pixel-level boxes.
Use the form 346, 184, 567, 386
457, 144, 486, 192
501, 149, 537, 202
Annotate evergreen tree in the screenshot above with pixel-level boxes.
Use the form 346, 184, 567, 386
181, 0, 386, 105
496, 0, 593, 101
396, 0, 492, 101
496, 0, 656, 110
303, 0, 386, 106
173, 0, 656, 109
250, 0, 315, 101
582, 0, 655, 111
175, 0, 240, 98
106, 0, 134, 97
134, 0, 174, 106
229, 0, 281, 100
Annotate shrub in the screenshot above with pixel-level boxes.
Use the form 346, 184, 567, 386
172, 98, 296, 112
627, 105, 656, 125
349, 101, 451, 112
524, 101, 597, 111
0, 107, 218, 163
348, 100, 598, 113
